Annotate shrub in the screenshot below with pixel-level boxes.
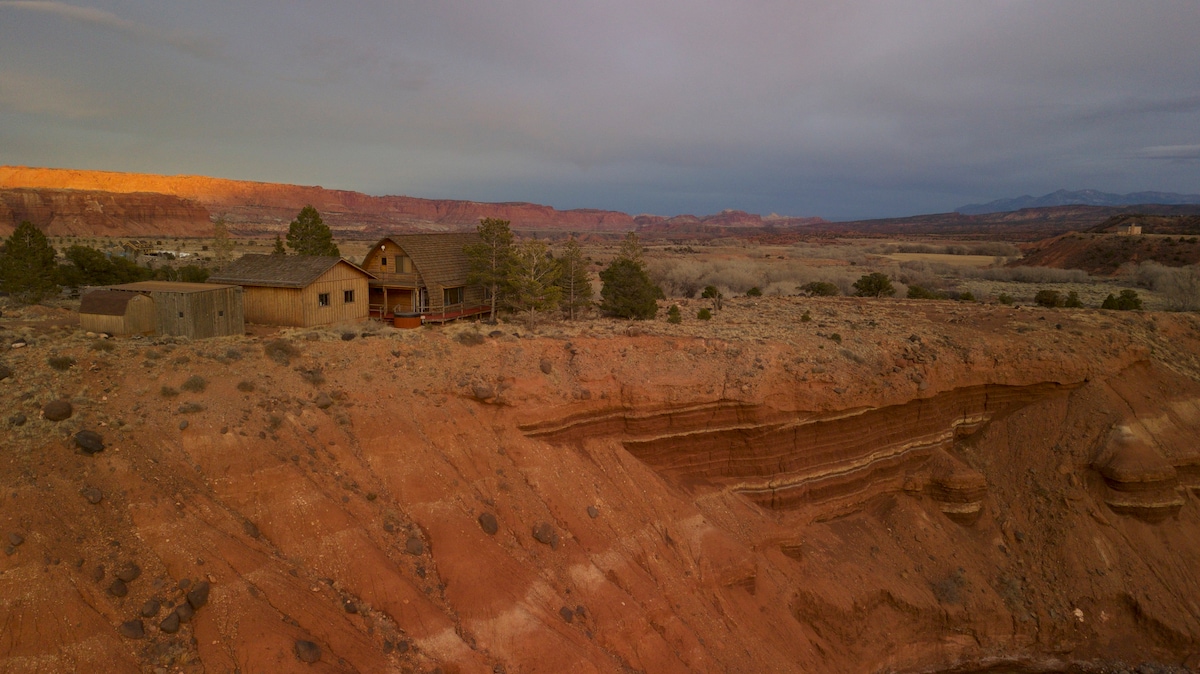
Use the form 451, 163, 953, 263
1034, 290, 1061, 308
160, 386, 180, 398
1102, 289, 1142, 311
958, 291, 976, 302
181, 375, 207, 393
667, 305, 682, 324
1063, 291, 1083, 308
907, 285, 942, 300
801, 281, 840, 297
89, 340, 116, 352
800, 310, 812, 323
48, 356, 76, 371
264, 339, 300, 365
236, 380, 256, 392
701, 284, 724, 310
829, 333, 843, 344
853, 273, 895, 298
745, 286, 762, 297
997, 293, 1014, 306
697, 308, 713, 320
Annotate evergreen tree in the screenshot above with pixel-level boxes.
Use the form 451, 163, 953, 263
271, 234, 287, 255
556, 236, 593, 319
0, 221, 60, 304
212, 217, 234, 262
464, 217, 514, 322
286, 206, 339, 257
57, 245, 151, 288
599, 258, 660, 319
852, 272, 895, 297
507, 239, 562, 316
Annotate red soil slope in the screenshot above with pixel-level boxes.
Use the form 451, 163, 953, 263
2, 296, 1200, 672
1018, 232, 1200, 275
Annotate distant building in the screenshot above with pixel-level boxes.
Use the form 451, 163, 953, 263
84, 282, 245, 338
1116, 223, 1143, 236
207, 254, 373, 327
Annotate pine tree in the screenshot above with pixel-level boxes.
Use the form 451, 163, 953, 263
212, 217, 234, 262
556, 236, 593, 319
464, 218, 514, 322
507, 239, 562, 316
0, 221, 60, 304
599, 258, 660, 320
286, 206, 339, 257
271, 234, 287, 255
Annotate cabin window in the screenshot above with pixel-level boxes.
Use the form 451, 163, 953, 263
218, 310, 224, 317
443, 286, 464, 306
318, 293, 330, 307
381, 257, 387, 268
178, 311, 184, 318
344, 289, 355, 303
399, 256, 412, 273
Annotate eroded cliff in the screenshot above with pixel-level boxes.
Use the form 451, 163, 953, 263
1, 298, 1199, 673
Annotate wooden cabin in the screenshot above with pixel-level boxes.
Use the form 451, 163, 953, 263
79, 290, 156, 336
360, 234, 488, 323
95, 282, 245, 338
207, 254, 373, 327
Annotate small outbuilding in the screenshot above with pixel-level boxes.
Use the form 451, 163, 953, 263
79, 290, 157, 336
206, 254, 374, 327
102, 281, 245, 339
360, 233, 488, 323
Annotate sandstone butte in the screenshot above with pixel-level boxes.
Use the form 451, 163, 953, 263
2, 296, 1200, 673
0, 166, 828, 239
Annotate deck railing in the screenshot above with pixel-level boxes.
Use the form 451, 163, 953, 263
369, 272, 421, 285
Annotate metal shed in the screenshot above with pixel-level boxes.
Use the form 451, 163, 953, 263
79, 290, 156, 336
105, 281, 245, 338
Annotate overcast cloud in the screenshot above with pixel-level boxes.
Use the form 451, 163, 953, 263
1, 1, 1197, 219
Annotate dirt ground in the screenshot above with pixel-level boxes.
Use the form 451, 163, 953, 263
2, 297, 1200, 673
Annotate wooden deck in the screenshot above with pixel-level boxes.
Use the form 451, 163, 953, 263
369, 304, 491, 324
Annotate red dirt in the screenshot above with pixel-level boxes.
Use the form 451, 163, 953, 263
2, 297, 1200, 672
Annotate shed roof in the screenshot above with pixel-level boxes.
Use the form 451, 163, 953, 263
80, 289, 147, 316
107, 281, 241, 294
207, 255, 374, 289
375, 233, 480, 287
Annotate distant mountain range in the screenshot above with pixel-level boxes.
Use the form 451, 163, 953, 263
957, 189, 1200, 215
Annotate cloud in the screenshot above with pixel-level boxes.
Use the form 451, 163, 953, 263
0, 1, 219, 60
1140, 144, 1200, 160
0, 69, 107, 118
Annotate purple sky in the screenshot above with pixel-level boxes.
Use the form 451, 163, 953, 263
2, 1, 1198, 219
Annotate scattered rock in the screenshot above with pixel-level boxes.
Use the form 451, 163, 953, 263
9, 413, 25, 427
0, 364, 11, 381
456, 331, 485, 346
344, 601, 357, 614
488, 330, 503, 338
159, 611, 180, 634
405, 537, 425, 556
8, 533, 24, 547
242, 520, 261, 539
175, 602, 195, 623
118, 619, 145, 639
478, 512, 499, 535
539, 358, 553, 374
559, 606, 574, 623
116, 562, 142, 583
42, 400, 73, 421
294, 639, 322, 663
586, 505, 600, 519
314, 393, 333, 410
186, 580, 210, 609
82, 487, 103, 504
340, 332, 356, 341
178, 420, 189, 430
109, 578, 128, 597
140, 599, 161, 618
92, 565, 105, 582
532, 522, 559, 549
472, 384, 495, 401
74, 430, 105, 455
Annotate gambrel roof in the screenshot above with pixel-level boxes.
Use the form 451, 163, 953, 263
207, 254, 374, 289
372, 233, 480, 288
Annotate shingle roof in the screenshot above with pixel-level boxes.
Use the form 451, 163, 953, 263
108, 281, 240, 294
377, 233, 479, 288
207, 254, 374, 288
80, 289, 142, 316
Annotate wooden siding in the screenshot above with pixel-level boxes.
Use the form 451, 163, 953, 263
153, 286, 245, 338
80, 294, 155, 336
233, 260, 371, 327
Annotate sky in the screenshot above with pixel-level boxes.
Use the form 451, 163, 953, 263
2, 1, 1199, 221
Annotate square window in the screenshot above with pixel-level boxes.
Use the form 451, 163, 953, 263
344, 289, 354, 303
318, 293, 330, 307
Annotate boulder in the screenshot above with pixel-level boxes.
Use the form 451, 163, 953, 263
42, 400, 73, 421
74, 430, 105, 455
